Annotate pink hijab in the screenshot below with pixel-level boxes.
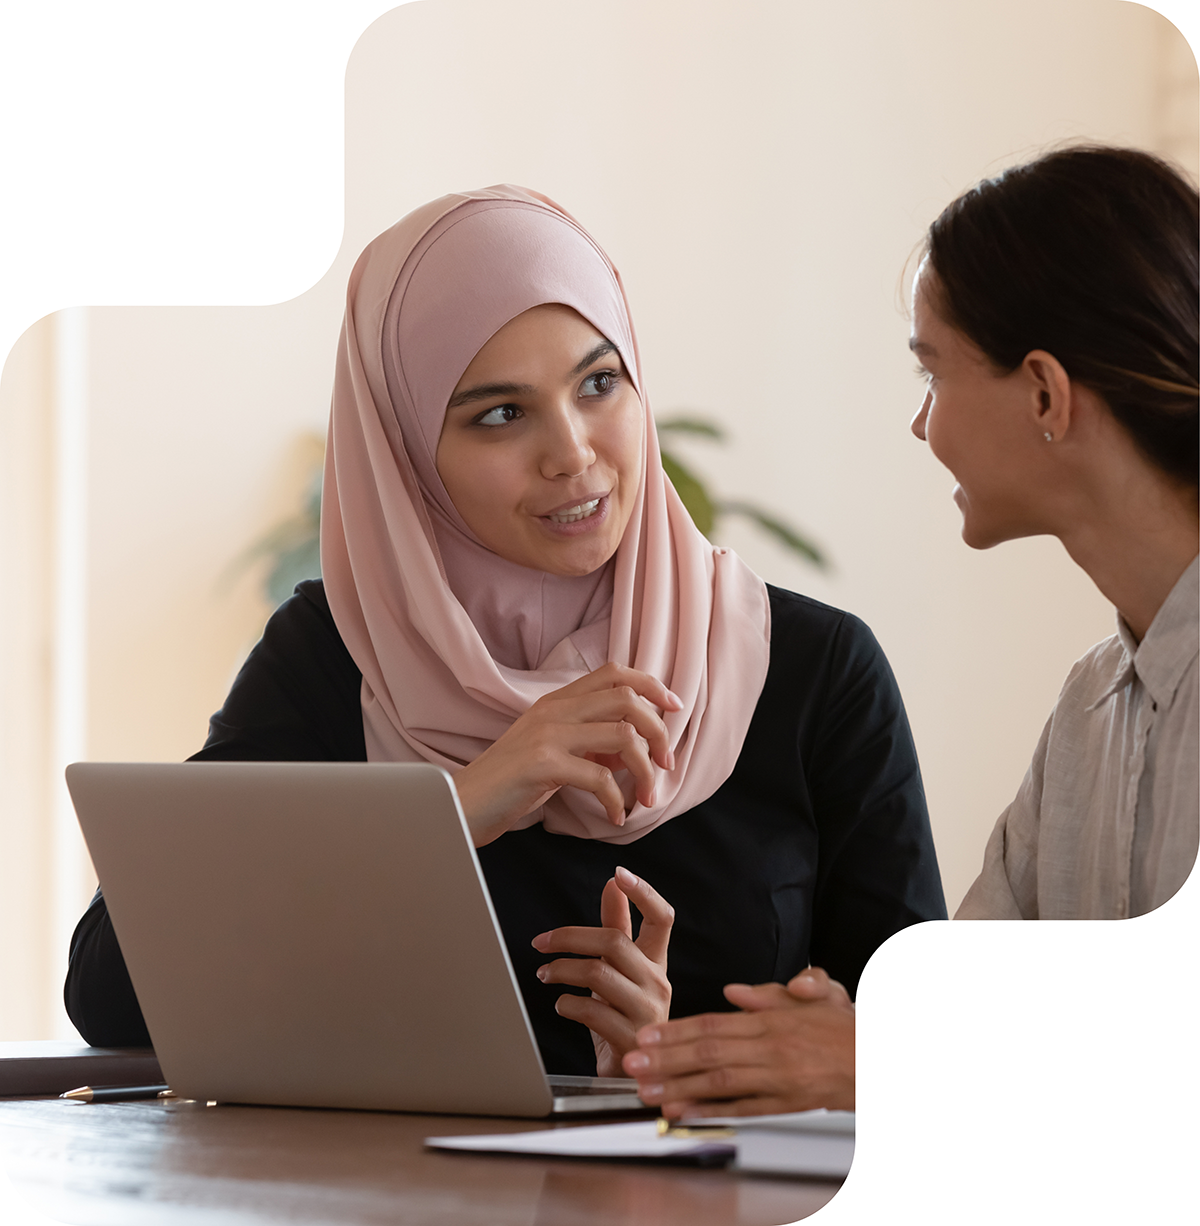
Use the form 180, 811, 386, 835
321, 185, 770, 843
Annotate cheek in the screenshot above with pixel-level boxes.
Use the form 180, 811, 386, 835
437, 442, 521, 528
613, 395, 645, 484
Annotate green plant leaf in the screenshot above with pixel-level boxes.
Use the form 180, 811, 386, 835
660, 448, 716, 538
716, 500, 827, 568
266, 539, 323, 605
302, 471, 323, 523
656, 416, 726, 441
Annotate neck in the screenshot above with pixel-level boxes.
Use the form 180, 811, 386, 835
1056, 475, 1197, 643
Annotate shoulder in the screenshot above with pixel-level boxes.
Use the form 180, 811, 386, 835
273, 577, 340, 635
766, 583, 850, 633
765, 584, 890, 684
1072, 631, 1123, 674
258, 580, 357, 671
742, 585, 906, 761
262, 577, 362, 692
193, 578, 365, 762
1050, 632, 1125, 710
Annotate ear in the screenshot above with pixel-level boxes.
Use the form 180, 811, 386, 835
1020, 350, 1074, 442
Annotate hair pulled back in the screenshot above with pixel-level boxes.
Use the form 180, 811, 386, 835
925, 145, 1199, 486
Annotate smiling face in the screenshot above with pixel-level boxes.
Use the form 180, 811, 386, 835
909, 264, 1053, 550
436, 303, 644, 576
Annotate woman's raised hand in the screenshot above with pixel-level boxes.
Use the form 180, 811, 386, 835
532, 867, 673, 1078
453, 662, 681, 848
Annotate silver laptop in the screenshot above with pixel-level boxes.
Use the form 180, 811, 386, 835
66, 761, 646, 1117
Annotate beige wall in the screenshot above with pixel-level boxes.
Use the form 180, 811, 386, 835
0, 318, 56, 1039
1, 0, 1196, 1038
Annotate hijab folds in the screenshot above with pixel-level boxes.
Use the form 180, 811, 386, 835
321, 185, 770, 843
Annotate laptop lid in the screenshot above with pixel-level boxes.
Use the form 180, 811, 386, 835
68, 761, 615, 1117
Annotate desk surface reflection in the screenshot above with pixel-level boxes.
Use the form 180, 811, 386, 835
0, 1097, 841, 1225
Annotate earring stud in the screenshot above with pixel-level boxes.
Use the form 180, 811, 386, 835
1044, 432, 1053, 442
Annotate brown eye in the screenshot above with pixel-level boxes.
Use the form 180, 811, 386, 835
475, 404, 522, 427
581, 371, 617, 397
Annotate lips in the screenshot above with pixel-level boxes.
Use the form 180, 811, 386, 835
535, 492, 612, 538
539, 491, 609, 521
546, 498, 601, 524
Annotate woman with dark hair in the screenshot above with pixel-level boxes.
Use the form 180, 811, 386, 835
913, 145, 1198, 920
625, 144, 1198, 1117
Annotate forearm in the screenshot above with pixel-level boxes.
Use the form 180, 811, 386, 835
64, 889, 151, 1047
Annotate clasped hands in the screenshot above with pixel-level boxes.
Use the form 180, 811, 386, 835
621, 967, 856, 1118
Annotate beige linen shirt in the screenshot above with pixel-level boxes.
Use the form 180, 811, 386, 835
957, 557, 1199, 920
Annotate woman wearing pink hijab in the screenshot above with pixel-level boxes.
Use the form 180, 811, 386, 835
65, 187, 945, 1076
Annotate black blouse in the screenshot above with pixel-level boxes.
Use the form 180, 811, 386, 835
65, 580, 945, 1074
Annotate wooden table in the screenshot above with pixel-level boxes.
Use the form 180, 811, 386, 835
0, 1097, 841, 1224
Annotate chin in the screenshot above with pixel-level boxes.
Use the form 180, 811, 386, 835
550, 551, 615, 577
954, 489, 997, 551
958, 512, 1004, 550
959, 511, 1035, 552
960, 528, 998, 551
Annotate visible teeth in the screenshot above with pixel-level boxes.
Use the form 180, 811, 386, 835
547, 498, 601, 523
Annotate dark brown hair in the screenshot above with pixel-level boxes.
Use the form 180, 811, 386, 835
925, 145, 1199, 486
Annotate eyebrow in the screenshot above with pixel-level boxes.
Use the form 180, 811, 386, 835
446, 380, 536, 409
569, 340, 619, 377
908, 338, 937, 357
446, 340, 621, 410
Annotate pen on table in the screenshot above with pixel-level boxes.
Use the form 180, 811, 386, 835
61, 1084, 175, 1103
656, 1117, 735, 1140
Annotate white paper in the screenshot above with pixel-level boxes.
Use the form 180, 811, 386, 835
426, 1112, 857, 1179
734, 1129, 855, 1180
425, 1120, 732, 1161
686, 1109, 856, 1135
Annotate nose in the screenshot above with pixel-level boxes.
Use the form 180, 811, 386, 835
910, 391, 930, 441
541, 405, 596, 478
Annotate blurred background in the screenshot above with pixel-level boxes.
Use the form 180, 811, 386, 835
1, 0, 1196, 1041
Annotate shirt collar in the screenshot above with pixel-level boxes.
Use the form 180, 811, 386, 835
1134, 554, 1200, 709
1089, 555, 1198, 710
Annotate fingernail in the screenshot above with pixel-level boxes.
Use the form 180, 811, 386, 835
625, 1052, 649, 1072
668, 749, 676, 770
667, 691, 682, 709
536, 965, 548, 982
531, 932, 550, 950
616, 866, 639, 888
640, 1083, 663, 1102
640, 1027, 661, 1045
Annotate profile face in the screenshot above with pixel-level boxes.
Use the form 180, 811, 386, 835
909, 264, 1046, 550
436, 303, 644, 576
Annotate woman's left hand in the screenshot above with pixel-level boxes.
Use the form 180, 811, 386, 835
531, 866, 673, 1078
